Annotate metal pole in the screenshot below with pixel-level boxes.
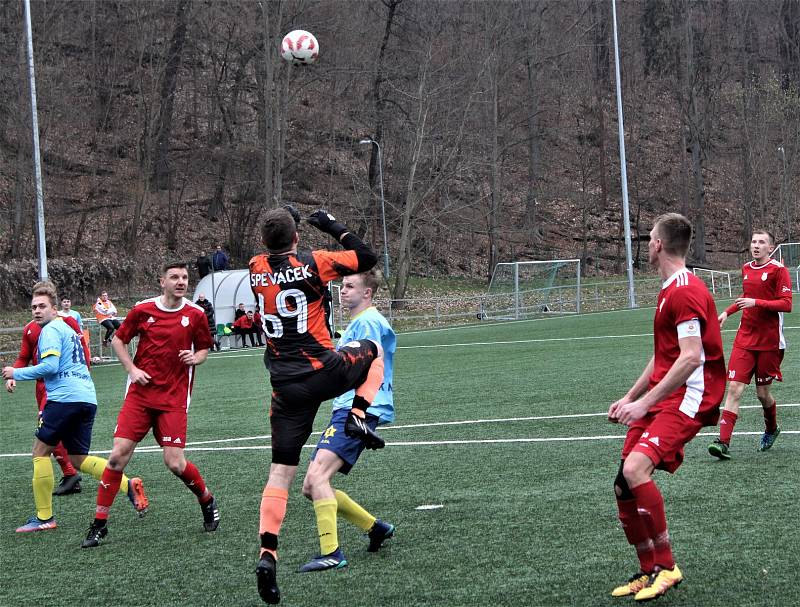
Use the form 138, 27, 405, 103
611, 0, 636, 308
23, 0, 47, 280
360, 139, 390, 278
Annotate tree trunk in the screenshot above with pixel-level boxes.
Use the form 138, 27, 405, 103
151, 0, 191, 191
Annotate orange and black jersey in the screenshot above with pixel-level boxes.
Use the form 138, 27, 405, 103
249, 233, 377, 382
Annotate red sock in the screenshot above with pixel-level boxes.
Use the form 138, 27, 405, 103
95, 468, 123, 521
617, 498, 655, 573
763, 400, 778, 433
178, 461, 212, 504
52, 442, 78, 476
631, 481, 674, 570
719, 410, 738, 445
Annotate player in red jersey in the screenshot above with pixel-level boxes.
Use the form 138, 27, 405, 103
8, 312, 88, 495
709, 230, 792, 459
251, 208, 385, 604
81, 262, 219, 548
608, 213, 726, 601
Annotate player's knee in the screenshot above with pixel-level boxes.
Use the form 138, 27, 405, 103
300, 477, 314, 500
163, 452, 185, 474
613, 465, 634, 500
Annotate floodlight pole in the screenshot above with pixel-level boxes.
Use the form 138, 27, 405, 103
612, 0, 636, 308
359, 139, 390, 278
23, 0, 48, 280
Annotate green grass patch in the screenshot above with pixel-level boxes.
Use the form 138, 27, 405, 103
1, 306, 798, 606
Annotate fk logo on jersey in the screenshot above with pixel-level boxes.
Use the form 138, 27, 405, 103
181, 316, 190, 327
762, 272, 768, 281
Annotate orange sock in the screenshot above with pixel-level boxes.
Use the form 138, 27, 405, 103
259, 486, 288, 559
354, 357, 384, 408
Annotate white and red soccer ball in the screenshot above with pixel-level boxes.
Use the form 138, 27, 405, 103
281, 30, 319, 65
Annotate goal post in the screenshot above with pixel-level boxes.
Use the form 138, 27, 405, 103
691, 268, 732, 298
481, 259, 581, 320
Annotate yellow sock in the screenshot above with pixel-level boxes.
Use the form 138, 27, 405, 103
313, 498, 339, 555
32, 457, 54, 520
335, 490, 375, 531
80, 455, 130, 493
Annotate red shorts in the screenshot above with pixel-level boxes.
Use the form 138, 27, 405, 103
727, 347, 784, 385
621, 407, 704, 473
114, 397, 188, 448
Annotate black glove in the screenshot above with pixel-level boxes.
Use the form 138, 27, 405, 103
307, 210, 348, 241
344, 410, 385, 450
283, 204, 301, 227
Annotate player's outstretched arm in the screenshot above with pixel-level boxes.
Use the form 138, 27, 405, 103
308, 210, 378, 271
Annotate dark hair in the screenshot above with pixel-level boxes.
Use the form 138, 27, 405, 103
359, 268, 380, 295
654, 213, 692, 257
32, 281, 58, 307
751, 228, 775, 246
162, 262, 189, 274
261, 208, 297, 252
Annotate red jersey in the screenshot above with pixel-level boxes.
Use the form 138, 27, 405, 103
249, 249, 361, 381
14, 314, 88, 409
233, 315, 254, 329
651, 270, 726, 425
725, 259, 792, 351
115, 297, 213, 410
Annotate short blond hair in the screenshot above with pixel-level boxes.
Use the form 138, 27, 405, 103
32, 281, 58, 307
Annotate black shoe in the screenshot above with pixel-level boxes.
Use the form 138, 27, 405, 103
53, 473, 82, 495
344, 411, 385, 450
256, 552, 280, 604
81, 521, 108, 548
366, 519, 395, 552
201, 497, 220, 532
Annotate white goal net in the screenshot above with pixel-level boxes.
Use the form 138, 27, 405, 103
691, 268, 732, 298
771, 243, 800, 292
480, 259, 581, 320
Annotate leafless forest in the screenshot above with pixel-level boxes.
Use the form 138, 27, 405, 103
1, 0, 799, 304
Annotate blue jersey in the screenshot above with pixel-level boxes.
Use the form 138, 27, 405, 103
65, 309, 83, 331
13, 318, 97, 405
332, 306, 396, 423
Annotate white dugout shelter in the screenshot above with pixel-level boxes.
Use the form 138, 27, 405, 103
193, 270, 255, 326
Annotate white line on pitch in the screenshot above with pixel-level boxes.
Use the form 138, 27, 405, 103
3, 429, 795, 457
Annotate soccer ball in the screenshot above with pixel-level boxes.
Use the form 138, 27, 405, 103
91, 356, 101, 364
280, 29, 319, 65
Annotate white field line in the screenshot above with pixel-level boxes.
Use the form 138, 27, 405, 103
0, 404, 797, 458
84, 324, 800, 366
2, 430, 795, 457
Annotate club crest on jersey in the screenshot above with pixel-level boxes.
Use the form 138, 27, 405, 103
181, 315, 190, 327
762, 272, 768, 281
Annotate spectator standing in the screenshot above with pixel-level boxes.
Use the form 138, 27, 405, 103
196, 251, 212, 279
195, 294, 221, 352
212, 245, 229, 271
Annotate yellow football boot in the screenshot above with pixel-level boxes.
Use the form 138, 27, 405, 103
611, 572, 650, 597
634, 565, 683, 601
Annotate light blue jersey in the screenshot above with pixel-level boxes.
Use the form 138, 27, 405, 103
65, 309, 83, 331
13, 318, 97, 405
332, 306, 396, 423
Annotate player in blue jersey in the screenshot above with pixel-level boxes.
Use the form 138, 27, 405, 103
298, 269, 397, 572
2, 282, 148, 533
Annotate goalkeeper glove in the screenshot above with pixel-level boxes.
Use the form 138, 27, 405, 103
283, 204, 301, 227
345, 410, 385, 450
307, 210, 348, 241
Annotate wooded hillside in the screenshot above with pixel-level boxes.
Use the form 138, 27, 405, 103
1, 0, 799, 305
